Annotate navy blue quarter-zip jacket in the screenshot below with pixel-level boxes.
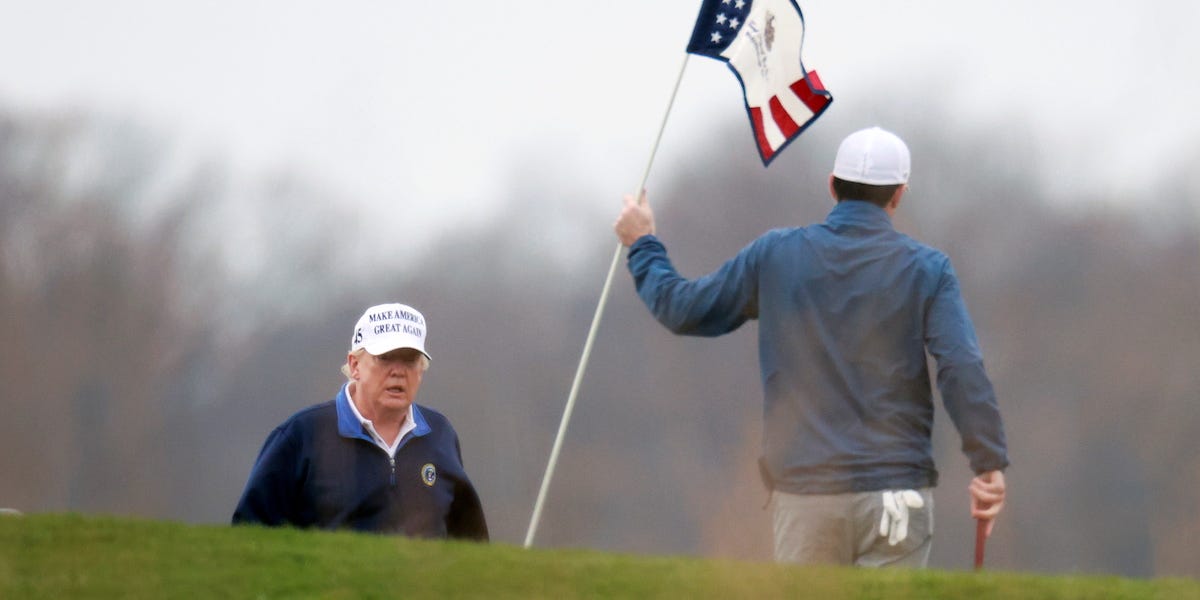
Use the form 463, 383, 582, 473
232, 385, 488, 540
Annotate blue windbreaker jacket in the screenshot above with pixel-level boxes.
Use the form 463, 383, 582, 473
627, 200, 1009, 494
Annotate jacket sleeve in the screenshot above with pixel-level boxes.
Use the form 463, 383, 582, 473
626, 234, 764, 336
231, 423, 304, 526
446, 436, 489, 541
925, 258, 1010, 474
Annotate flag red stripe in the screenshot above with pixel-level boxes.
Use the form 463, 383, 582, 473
807, 70, 826, 91
749, 107, 775, 161
769, 96, 799, 139
790, 70, 832, 114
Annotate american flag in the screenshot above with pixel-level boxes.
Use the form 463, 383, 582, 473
687, 0, 832, 165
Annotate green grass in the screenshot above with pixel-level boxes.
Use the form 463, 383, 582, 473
0, 514, 1195, 599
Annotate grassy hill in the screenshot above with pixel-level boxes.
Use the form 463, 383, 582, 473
1, 514, 1195, 599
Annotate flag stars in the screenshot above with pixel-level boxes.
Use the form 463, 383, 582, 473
709, 0, 747, 43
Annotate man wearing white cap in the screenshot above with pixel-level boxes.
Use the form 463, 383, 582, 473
232, 303, 488, 540
614, 127, 1007, 567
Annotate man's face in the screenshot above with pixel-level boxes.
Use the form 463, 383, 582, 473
349, 348, 425, 420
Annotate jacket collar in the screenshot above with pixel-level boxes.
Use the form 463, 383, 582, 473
335, 383, 431, 443
826, 200, 893, 230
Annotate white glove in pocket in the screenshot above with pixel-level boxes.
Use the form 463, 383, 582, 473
879, 489, 925, 546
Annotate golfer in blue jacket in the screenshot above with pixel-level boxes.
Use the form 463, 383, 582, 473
614, 127, 1007, 566
233, 303, 488, 540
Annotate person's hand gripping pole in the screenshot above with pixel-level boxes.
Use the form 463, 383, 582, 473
969, 470, 1006, 569
615, 191, 655, 246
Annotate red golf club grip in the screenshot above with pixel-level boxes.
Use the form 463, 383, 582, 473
974, 518, 987, 570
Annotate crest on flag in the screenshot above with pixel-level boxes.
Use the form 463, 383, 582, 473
688, 0, 832, 165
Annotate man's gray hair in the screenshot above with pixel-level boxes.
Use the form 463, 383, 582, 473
340, 348, 430, 380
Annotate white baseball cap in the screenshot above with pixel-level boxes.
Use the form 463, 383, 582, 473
349, 303, 431, 361
832, 127, 911, 185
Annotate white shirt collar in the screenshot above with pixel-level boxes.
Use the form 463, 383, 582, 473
345, 384, 416, 457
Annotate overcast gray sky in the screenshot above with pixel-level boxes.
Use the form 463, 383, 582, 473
2, 0, 1197, 239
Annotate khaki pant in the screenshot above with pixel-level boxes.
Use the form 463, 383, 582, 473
771, 488, 934, 567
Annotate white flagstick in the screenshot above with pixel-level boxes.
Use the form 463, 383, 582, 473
524, 53, 692, 549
